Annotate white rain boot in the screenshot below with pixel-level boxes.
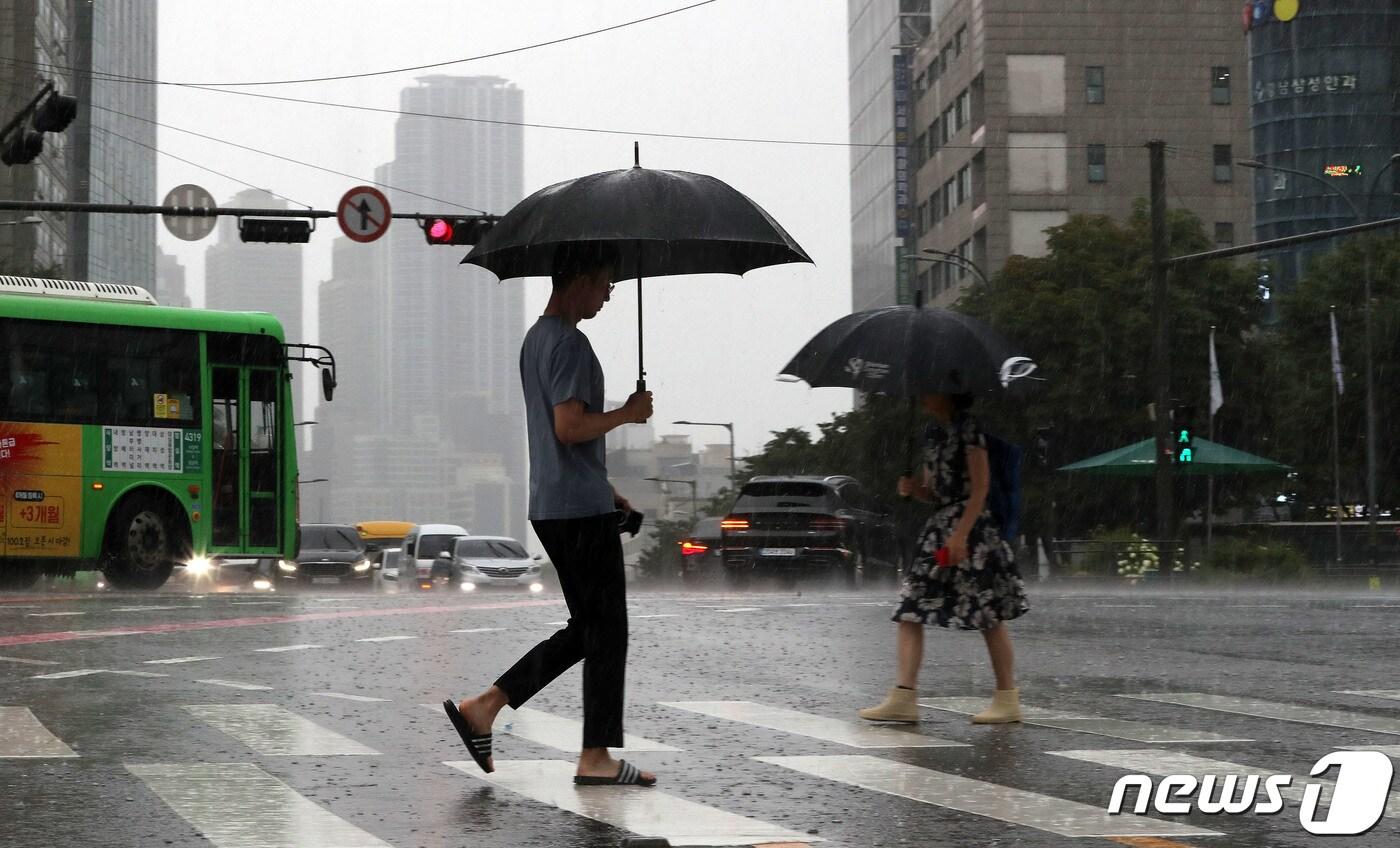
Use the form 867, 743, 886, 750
858, 687, 919, 723
971, 688, 1021, 724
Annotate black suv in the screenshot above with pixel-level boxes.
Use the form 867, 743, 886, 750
720, 476, 899, 586
279, 524, 374, 589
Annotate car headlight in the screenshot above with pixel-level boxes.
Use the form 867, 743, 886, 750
185, 556, 212, 576
277, 560, 297, 573
353, 559, 371, 572
529, 582, 544, 593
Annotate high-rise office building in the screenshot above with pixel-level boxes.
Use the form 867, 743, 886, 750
1245, 1, 1399, 290
0, 0, 72, 274
67, 0, 158, 287
902, 0, 1253, 307
155, 246, 189, 307
204, 188, 303, 341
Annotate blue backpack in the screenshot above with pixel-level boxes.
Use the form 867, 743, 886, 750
925, 420, 1022, 541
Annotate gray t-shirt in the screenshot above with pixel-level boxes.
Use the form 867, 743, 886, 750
520, 315, 613, 520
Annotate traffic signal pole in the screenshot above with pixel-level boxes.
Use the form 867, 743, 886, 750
0, 198, 481, 224
1148, 141, 1174, 582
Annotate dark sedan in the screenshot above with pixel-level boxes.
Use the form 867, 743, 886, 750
277, 524, 374, 589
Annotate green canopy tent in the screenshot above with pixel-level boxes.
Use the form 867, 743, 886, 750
1058, 437, 1290, 476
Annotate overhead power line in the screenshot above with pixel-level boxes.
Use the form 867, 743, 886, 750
90, 102, 489, 215
2, 2, 717, 88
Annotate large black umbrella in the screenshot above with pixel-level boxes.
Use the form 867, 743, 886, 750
463, 148, 813, 391
779, 305, 1036, 396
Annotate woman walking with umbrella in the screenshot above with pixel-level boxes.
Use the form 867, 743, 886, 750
858, 390, 1029, 725
779, 304, 1035, 725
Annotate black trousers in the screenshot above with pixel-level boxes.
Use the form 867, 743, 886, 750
495, 513, 628, 749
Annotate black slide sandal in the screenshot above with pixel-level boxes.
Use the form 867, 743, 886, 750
573, 759, 656, 787
443, 699, 494, 774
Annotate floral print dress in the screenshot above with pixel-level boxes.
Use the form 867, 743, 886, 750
893, 413, 1030, 631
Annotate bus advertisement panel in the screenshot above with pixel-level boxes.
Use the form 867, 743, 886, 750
0, 423, 82, 557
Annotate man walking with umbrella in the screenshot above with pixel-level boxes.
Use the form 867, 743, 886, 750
445, 242, 657, 786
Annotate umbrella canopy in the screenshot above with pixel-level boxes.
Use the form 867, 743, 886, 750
1058, 437, 1290, 476
461, 166, 811, 281
778, 305, 1037, 395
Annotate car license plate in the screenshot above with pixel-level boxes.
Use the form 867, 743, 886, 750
760, 548, 797, 557
312, 577, 340, 585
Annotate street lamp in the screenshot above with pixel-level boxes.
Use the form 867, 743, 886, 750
645, 476, 698, 520
922, 247, 990, 288
1240, 154, 1400, 566
672, 420, 736, 488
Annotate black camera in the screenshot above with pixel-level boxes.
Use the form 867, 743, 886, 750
617, 508, 643, 537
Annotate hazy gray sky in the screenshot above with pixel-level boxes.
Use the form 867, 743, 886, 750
156, 1, 854, 457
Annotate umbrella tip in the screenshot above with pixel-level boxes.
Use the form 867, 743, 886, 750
634, 141, 640, 167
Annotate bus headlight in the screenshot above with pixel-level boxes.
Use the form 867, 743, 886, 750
277, 560, 297, 573
185, 556, 212, 576
352, 559, 371, 572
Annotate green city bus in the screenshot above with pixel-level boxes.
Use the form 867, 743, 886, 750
0, 276, 336, 590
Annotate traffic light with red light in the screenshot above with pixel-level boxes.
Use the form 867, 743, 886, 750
423, 216, 495, 246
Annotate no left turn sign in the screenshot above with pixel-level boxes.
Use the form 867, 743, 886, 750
337, 186, 391, 243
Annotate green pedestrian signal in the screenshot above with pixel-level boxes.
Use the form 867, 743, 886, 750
1172, 405, 1194, 464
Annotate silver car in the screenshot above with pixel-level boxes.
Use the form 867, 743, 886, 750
439, 536, 545, 593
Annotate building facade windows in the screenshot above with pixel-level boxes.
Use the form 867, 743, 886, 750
955, 89, 970, 127
942, 176, 957, 216
955, 25, 966, 56
957, 164, 971, 205
1213, 144, 1233, 182
1085, 65, 1105, 103
1087, 144, 1107, 182
1214, 222, 1235, 248
1211, 66, 1231, 104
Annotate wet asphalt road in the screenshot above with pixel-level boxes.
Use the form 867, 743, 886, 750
1, 577, 1398, 848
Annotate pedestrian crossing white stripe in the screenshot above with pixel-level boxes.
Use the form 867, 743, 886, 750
0, 655, 58, 665
32, 668, 107, 679
185, 705, 379, 756
27, 611, 85, 617
714, 607, 763, 613
634, 614, 680, 619
664, 700, 965, 749
1338, 690, 1400, 701
354, 635, 417, 642
196, 679, 274, 691
0, 707, 77, 757
254, 644, 323, 653
919, 697, 1250, 743
450, 627, 504, 633
1121, 692, 1400, 735
316, 692, 390, 703
144, 656, 221, 665
127, 762, 392, 848
422, 704, 680, 752
1050, 748, 1400, 820
756, 755, 1219, 838
443, 760, 815, 846
108, 670, 168, 678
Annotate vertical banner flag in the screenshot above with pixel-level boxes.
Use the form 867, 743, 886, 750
1330, 308, 1345, 395
1209, 327, 1224, 416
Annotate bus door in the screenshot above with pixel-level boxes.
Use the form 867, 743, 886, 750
209, 364, 283, 553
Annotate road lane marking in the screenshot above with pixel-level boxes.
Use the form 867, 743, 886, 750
230, 601, 285, 605
444, 759, 814, 846
0, 707, 78, 757
254, 644, 323, 653
127, 762, 392, 847
196, 679, 274, 691
1094, 605, 1157, 609
1050, 748, 1400, 821
354, 635, 417, 643
26, 611, 86, 617
543, 621, 569, 626
316, 692, 390, 703
0, 655, 58, 666
144, 656, 221, 665
634, 614, 680, 619
108, 670, 168, 678
0, 598, 564, 647
714, 607, 763, 613
1337, 690, 1400, 700
32, 668, 107, 679
919, 697, 1249, 743
665, 700, 966, 749
451, 627, 504, 633
111, 605, 200, 612
1120, 692, 1400, 735
185, 704, 379, 755
756, 755, 1218, 838
423, 704, 680, 752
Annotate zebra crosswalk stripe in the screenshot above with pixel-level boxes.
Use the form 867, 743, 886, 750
1120, 692, 1400, 735
184, 705, 379, 756
663, 700, 966, 748
0, 707, 77, 758
919, 697, 1250, 743
127, 762, 392, 848
756, 755, 1220, 838
443, 759, 815, 846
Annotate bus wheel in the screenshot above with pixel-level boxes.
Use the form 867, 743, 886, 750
105, 498, 184, 590
0, 561, 41, 591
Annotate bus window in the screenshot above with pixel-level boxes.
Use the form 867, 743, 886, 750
211, 368, 241, 546
248, 369, 279, 548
